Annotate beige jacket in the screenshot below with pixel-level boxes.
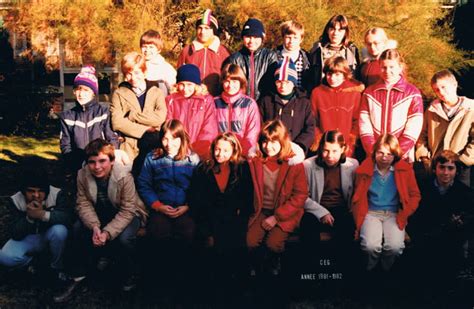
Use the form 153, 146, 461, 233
416, 96, 474, 166
76, 163, 147, 240
110, 84, 167, 160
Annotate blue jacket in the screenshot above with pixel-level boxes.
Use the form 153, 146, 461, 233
137, 152, 200, 208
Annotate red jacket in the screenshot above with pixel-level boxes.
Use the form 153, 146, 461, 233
247, 158, 308, 232
359, 60, 382, 87
310, 79, 364, 155
352, 158, 421, 237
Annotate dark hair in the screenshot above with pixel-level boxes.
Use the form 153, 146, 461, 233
140, 29, 164, 51
21, 168, 50, 196
371, 134, 402, 164
221, 63, 248, 91
323, 56, 352, 80
153, 119, 191, 161
431, 150, 462, 175
430, 69, 457, 85
256, 119, 294, 162
320, 15, 350, 46
315, 130, 347, 166
84, 138, 115, 161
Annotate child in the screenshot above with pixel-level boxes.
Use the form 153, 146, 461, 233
60, 66, 119, 176
190, 132, 254, 278
299, 130, 359, 270
359, 49, 423, 162
247, 119, 308, 275
177, 9, 230, 96
310, 57, 364, 157
360, 27, 397, 87
166, 64, 218, 159
258, 57, 315, 154
308, 14, 360, 90
352, 134, 420, 271
225, 18, 279, 101
275, 20, 311, 94
416, 69, 474, 187
214, 63, 261, 156
140, 29, 177, 96
110, 51, 168, 175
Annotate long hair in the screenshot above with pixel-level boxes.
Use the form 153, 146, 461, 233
256, 119, 294, 162
372, 134, 402, 164
315, 130, 347, 166
153, 119, 191, 161
320, 15, 350, 46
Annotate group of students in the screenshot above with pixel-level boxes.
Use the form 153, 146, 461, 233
1, 9, 473, 303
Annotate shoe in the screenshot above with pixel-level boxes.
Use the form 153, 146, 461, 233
53, 276, 86, 303
122, 275, 138, 292
96, 257, 110, 271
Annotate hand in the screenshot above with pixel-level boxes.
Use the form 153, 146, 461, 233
156, 205, 178, 217
26, 201, 45, 220
261, 215, 277, 231
450, 214, 464, 227
146, 127, 157, 133
169, 205, 189, 218
320, 213, 335, 226
92, 226, 106, 247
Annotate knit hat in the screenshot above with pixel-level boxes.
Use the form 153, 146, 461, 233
177, 64, 201, 85
74, 66, 99, 95
274, 57, 298, 85
241, 18, 265, 38
195, 9, 218, 34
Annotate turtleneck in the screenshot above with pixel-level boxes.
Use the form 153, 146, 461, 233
221, 91, 243, 105
281, 47, 300, 62
277, 89, 296, 101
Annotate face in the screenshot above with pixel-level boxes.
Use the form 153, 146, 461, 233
328, 22, 346, 46
196, 25, 214, 43
141, 43, 160, 61
365, 33, 386, 58
321, 142, 345, 167
374, 144, 395, 170
326, 71, 345, 88
435, 161, 456, 187
177, 81, 197, 98
214, 139, 234, 164
283, 33, 302, 51
275, 80, 295, 96
87, 152, 114, 179
24, 187, 46, 204
125, 64, 146, 88
243, 36, 263, 52
380, 59, 403, 85
262, 139, 282, 158
222, 78, 241, 96
432, 78, 458, 105
162, 131, 182, 157
74, 85, 95, 105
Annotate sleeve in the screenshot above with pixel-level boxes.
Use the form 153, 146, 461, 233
396, 168, 421, 229
102, 108, 120, 149
59, 114, 72, 154
459, 120, 474, 166
239, 162, 255, 219
274, 164, 308, 222
310, 89, 323, 139
243, 100, 261, 155
359, 93, 376, 155
415, 109, 431, 161
293, 101, 315, 153
47, 189, 75, 227
304, 197, 330, 221
7, 199, 37, 241
192, 97, 218, 158
110, 90, 149, 139
136, 155, 160, 208
75, 173, 101, 230
177, 47, 188, 68
188, 166, 212, 237
129, 89, 167, 129
397, 93, 424, 158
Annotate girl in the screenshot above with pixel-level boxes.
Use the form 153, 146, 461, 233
308, 14, 360, 89
214, 64, 261, 156
190, 132, 253, 278
352, 134, 420, 271
310, 57, 364, 157
359, 49, 423, 162
300, 130, 359, 270
166, 64, 218, 159
247, 119, 308, 275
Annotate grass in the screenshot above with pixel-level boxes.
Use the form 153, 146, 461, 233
0, 135, 60, 163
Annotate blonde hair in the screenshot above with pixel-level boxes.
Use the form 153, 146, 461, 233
372, 134, 402, 163
280, 20, 304, 38
170, 83, 209, 96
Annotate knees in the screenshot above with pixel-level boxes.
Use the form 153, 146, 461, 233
47, 225, 69, 242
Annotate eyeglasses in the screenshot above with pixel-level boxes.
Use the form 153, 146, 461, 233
375, 151, 394, 158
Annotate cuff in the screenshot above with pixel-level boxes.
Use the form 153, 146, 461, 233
41, 211, 51, 222
151, 201, 164, 211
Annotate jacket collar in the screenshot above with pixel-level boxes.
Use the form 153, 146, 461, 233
372, 76, 408, 93
75, 99, 98, 111
427, 97, 471, 121
82, 163, 131, 205
357, 157, 411, 176
192, 36, 221, 53
10, 186, 61, 211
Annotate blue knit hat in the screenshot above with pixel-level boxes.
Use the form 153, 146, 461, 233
177, 64, 201, 85
74, 66, 99, 95
241, 18, 265, 38
274, 57, 298, 85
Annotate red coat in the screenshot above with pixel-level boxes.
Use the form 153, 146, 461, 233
247, 158, 308, 232
352, 158, 421, 237
360, 60, 382, 87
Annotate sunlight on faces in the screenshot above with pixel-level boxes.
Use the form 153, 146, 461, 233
275, 80, 295, 96
177, 81, 197, 98
326, 71, 345, 88
380, 59, 403, 85
87, 152, 114, 179
375, 145, 395, 170
214, 139, 233, 164
162, 131, 182, 158
125, 64, 146, 88
141, 44, 160, 61
262, 139, 282, 158
24, 187, 46, 204
328, 22, 345, 46
432, 77, 458, 105
243, 36, 263, 52
197, 24, 214, 43
74, 85, 95, 105
322, 142, 345, 167
365, 33, 386, 58
435, 161, 456, 186
283, 33, 302, 51
223, 78, 241, 96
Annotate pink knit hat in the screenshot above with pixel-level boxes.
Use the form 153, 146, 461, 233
74, 66, 99, 95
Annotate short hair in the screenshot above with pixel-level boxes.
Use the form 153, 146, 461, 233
315, 130, 347, 166
140, 29, 164, 51
256, 119, 294, 162
121, 51, 146, 76
431, 150, 462, 174
430, 69, 458, 85
371, 134, 402, 163
320, 15, 350, 46
280, 20, 304, 38
364, 27, 388, 43
84, 138, 115, 161
20, 168, 50, 195
221, 63, 247, 91
323, 56, 352, 80
154, 119, 191, 161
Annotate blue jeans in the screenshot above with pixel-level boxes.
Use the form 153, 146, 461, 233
0, 224, 68, 271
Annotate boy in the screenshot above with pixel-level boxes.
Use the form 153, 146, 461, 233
225, 18, 279, 101
140, 29, 176, 96
416, 70, 474, 187
275, 20, 311, 94
258, 58, 315, 153
177, 9, 230, 96
60, 66, 119, 177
